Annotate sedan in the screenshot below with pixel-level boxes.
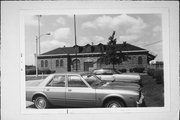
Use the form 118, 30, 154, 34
26, 73, 144, 109
92, 68, 142, 86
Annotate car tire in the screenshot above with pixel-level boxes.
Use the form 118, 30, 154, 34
104, 99, 125, 108
34, 96, 49, 109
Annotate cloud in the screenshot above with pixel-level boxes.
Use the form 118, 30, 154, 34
53, 27, 71, 40
81, 14, 148, 43
78, 35, 106, 46
25, 15, 43, 26
152, 25, 161, 37
92, 36, 106, 44
119, 35, 139, 43
55, 17, 66, 26
41, 40, 67, 53
81, 22, 96, 29
78, 36, 91, 46
81, 14, 147, 32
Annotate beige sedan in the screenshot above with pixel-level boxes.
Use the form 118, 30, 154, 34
26, 73, 144, 109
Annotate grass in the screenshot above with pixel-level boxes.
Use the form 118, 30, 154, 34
141, 74, 164, 107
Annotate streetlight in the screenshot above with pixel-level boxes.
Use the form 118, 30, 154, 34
35, 33, 51, 77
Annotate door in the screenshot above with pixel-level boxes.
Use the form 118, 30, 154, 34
66, 75, 96, 107
84, 62, 93, 71
67, 55, 71, 72
44, 75, 66, 106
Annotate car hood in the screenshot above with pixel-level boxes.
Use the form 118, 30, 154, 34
97, 81, 140, 92
113, 73, 140, 82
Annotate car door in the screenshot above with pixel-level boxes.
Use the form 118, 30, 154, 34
43, 75, 66, 106
66, 75, 96, 107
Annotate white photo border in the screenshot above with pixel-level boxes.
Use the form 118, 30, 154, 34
2, 1, 179, 120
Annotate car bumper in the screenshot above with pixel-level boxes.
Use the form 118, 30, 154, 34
136, 94, 145, 107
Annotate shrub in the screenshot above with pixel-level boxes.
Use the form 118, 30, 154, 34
154, 69, 164, 84
119, 69, 127, 73
26, 68, 55, 75
129, 68, 133, 72
39, 69, 52, 74
147, 68, 164, 84
132, 67, 145, 73
147, 69, 155, 76
26, 68, 36, 75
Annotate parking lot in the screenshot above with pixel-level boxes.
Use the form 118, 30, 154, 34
26, 73, 164, 108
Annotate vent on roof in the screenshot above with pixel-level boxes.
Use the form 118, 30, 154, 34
91, 46, 95, 52
123, 41, 127, 46
98, 43, 103, 46
85, 44, 91, 47
79, 46, 83, 53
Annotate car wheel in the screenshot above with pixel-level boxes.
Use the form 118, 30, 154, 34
104, 99, 125, 108
34, 96, 49, 109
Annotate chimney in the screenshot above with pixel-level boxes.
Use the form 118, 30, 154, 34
123, 41, 127, 45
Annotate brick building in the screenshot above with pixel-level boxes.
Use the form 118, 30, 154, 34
37, 42, 155, 73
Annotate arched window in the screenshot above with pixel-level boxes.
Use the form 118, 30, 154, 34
138, 56, 143, 64
132, 56, 136, 64
60, 59, 64, 67
56, 60, 59, 67
45, 60, 48, 67
41, 60, 44, 67
72, 59, 80, 70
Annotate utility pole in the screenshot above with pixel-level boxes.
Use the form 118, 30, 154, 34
38, 15, 42, 55
74, 14, 78, 72
35, 36, 38, 77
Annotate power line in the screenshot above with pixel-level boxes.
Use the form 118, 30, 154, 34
142, 40, 162, 47
143, 40, 162, 47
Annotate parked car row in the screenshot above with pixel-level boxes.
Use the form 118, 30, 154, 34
26, 68, 145, 109
91, 68, 142, 86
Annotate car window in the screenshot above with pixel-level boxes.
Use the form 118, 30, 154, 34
47, 75, 65, 87
83, 76, 97, 85
68, 75, 87, 87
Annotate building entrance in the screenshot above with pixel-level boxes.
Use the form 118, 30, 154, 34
84, 62, 93, 71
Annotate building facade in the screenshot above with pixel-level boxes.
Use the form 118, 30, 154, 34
37, 42, 155, 73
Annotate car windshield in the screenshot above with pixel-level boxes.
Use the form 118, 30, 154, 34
81, 73, 105, 88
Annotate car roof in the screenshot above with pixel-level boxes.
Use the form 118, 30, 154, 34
50, 72, 89, 75
94, 68, 117, 70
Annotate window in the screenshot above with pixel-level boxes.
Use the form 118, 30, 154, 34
60, 59, 63, 67
45, 60, 48, 67
47, 75, 65, 87
56, 60, 59, 67
132, 56, 136, 64
41, 60, 44, 67
138, 56, 143, 64
68, 75, 87, 87
72, 59, 80, 70
83, 75, 97, 86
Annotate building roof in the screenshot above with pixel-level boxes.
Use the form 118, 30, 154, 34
42, 42, 147, 55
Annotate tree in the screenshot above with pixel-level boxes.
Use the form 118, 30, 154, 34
102, 31, 129, 69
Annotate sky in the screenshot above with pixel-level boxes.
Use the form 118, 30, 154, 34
25, 14, 162, 65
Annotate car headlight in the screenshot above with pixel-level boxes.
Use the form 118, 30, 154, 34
138, 88, 142, 99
